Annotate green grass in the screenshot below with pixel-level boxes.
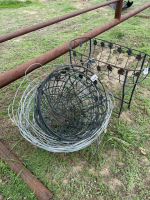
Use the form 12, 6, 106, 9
0, 0, 38, 9
0, 0, 150, 199
0, 160, 37, 199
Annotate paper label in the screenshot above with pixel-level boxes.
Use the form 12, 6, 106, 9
89, 58, 95, 63
143, 68, 149, 75
91, 74, 98, 82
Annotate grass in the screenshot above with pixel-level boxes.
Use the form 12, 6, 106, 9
0, 0, 38, 9
0, 160, 37, 200
0, 0, 150, 199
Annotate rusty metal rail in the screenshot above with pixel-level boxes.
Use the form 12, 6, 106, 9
0, 141, 53, 200
0, 1, 149, 88
0, 0, 119, 43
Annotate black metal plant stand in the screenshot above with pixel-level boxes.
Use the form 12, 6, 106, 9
69, 37, 150, 117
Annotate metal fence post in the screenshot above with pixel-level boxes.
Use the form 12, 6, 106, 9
115, 0, 123, 20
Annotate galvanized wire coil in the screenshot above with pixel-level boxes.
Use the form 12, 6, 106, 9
8, 63, 114, 153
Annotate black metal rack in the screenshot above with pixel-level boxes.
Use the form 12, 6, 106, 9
69, 37, 150, 117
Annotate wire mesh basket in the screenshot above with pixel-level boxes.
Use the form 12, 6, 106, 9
69, 37, 150, 116
34, 65, 108, 142
9, 63, 114, 152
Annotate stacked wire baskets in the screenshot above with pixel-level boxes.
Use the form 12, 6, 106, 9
69, 37, 150, 116
10, 64, 114, 152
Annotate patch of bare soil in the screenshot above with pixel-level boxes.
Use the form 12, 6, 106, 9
55, 21, 76, 30
98, 151, 123, 191
145, 176, 150, 185
120, 110, 134, 124
118, 162, 125, 166
0, 195, 4, 200
72, 164, 83, 173
89, 167, 96, 174
62, 160, 86, 185
141, 156, 150, 164
21, 10, 39, 20
74, 0, 110, 14
13, 38, 22, 43
62, 179, 69, 184
100, 166, 110, 176
107, 178, 122, 191
23, 10, 38, 15
72, 160, 86, 171
140, 88, 150, 98
74, 0, 93, 9
105, 149, 119, 163
99, 150, 118, 175
148, 167, 150, 174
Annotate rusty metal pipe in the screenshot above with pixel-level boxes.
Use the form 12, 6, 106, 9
0, 141, 53, 200
115, 0, 123, 20
0, 0, 119, 43
0, 2, 150, 88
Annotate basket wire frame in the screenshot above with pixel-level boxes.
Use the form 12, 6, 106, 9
9, 63, 114, 152
35, 65, 108, 142
69, 37, 150, 117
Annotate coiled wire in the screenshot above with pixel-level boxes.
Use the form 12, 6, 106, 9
8, 63, 115, 153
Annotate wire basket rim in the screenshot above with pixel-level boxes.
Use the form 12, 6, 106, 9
68, 37, 150, 72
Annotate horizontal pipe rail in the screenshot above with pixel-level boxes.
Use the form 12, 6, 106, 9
0, 0, 119, 43
0, 141, 53, 200
0, 2, 150, 88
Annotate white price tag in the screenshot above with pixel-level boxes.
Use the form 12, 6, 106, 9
89, 58, 95, 63
143, 68, 149, 75
91, 74, 98, 82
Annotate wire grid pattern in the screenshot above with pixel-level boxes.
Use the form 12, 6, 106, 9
69, 37, 150, 85
69, 37, 150, 116
9, 64, 114, 152
35, 65, 108, 141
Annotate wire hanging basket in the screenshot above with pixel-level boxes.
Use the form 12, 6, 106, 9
9, 64, 114, 152
34, 65, 108, 142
